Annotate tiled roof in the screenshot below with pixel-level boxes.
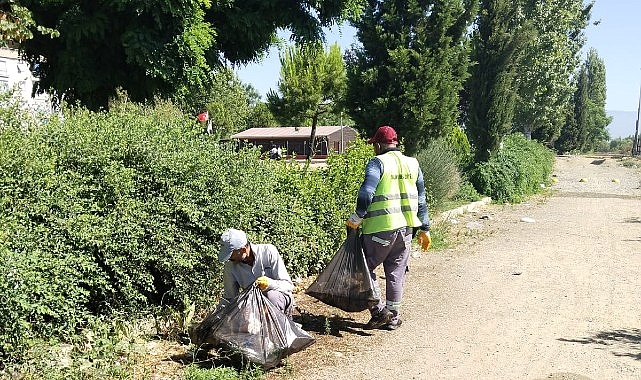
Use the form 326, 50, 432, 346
231, 126, 346, 139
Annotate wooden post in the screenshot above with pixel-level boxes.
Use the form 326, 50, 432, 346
634, 82, 641, 156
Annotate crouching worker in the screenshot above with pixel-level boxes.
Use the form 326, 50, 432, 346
217, 228, 294, 317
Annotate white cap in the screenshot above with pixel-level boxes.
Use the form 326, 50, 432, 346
218, 228, 248, 262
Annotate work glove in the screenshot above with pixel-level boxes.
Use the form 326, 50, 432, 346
417, 230, 431, 252
255, 276, 270, 291
345, 213, 363, 230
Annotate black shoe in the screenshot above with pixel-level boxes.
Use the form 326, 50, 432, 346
364, 308, 393, 330
380, 317, 403, 331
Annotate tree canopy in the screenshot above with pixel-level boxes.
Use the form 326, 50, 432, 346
466, 0, 532, 162
0, 1, 58, 46
14, 0, 364, 110
466, 0, 592, 161
267, 43, 346, 157
514, 0, 591, 144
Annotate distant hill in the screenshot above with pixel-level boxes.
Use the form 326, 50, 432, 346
607, 110, 638, 139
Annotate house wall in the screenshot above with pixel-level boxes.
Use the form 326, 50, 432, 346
326, 126, 359, 153
244, 138, 323, 156
235, 126, 360, 158
0, 48, 51, 112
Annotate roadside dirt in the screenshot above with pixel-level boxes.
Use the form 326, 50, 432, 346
266, 154, 641, 380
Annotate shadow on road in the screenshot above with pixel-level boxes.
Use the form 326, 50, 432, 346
294, 310, 372, 338
558, 328, 641, 361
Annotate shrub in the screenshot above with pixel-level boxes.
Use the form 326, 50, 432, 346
454, 180, 483, 203
414, 138, 462, 211
470, 133, 554, 203
606, 137, 634, 154
0, 87, 45, 132
446, 126, 472, 165
0, 99, 375, 362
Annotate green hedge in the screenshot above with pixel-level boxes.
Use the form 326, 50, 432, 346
0, 98, 555, 364
0, 100, 372, 362
470, 133, 555, 203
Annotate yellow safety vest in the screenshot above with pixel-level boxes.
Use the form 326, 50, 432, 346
361, 151, 423, 234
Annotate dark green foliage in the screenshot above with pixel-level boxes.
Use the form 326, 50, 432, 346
555, 71, 588, 153
466, 0, 534, 163
201, 68, 254, 138
606, 137, 634, 154
514, 0, 591, 145
246, 102, 279, 128
205, 0, 364, 64
470, 133, 554, 203
18, 0, 363, 110
453, 180, 483, 203
345, 0, 476, 155
446, 126, 472, 166
21, 0, 217, 110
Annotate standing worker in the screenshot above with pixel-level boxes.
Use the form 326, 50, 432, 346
217, 228, 294, 317
346, 125, 431, 330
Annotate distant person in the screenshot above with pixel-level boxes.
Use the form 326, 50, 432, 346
197, 110, 212, 134
346, 125, 431, 330
217, 228, 294, 317
269, 144, 281, 160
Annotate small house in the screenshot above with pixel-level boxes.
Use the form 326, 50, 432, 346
231, 126, 359, 158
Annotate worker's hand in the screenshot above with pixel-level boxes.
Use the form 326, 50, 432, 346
417, 230, 431, 252
345, 213, 363, 230
255, 276, 270, 291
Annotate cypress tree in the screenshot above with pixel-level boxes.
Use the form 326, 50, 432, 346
345, 0, 475, 155
466, 0, 533, 162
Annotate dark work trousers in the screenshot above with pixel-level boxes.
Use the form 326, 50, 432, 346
265, 289, 294, 319
362, 226, 413, 316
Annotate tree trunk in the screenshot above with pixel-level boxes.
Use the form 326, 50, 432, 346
307, 114, 319, 160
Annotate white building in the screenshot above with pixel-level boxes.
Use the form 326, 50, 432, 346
0, 47, 51, 113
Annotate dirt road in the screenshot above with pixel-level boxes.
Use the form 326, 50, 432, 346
278, 155, 641, 380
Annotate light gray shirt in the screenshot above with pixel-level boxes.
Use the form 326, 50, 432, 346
220, 242, 293, 306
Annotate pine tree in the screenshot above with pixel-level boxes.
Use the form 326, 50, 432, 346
267, 43, 346, 158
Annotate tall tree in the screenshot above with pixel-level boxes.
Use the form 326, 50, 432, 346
556, 48, 610, 152
16, 0, 364, 110
267, 43, 346, 158
466, 0, 533, 162
555, 67, 588, 153
583, 48, 611, 149
514, 0, 591, 144
345, 0, 476, 155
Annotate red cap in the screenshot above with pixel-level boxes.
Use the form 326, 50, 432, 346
368, 125, 398, 144
197, 111, 209, 122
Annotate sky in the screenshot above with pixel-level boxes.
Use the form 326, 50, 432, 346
584, 1, 641, 112
235, 1, 641, 113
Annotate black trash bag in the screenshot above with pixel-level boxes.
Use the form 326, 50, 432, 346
190, 285, 315, 369
305, 229, 380, 312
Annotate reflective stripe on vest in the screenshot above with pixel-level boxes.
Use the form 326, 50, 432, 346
362, 151, 423, 234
